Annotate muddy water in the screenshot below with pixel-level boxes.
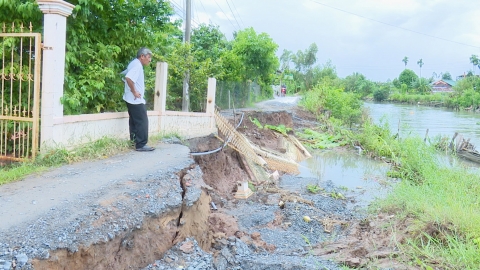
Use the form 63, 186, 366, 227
296, 150, 391, 207
296, 102, 480, 208
365, 101, 480, 147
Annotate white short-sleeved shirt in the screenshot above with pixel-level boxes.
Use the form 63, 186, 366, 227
122, 58, 146, 104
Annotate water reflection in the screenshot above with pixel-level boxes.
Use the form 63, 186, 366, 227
365, 101, 480, 147
296, 102, 480, 208
298, 149, 391, 207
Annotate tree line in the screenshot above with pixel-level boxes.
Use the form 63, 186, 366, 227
1, 0, 278, 114
3, 0, 480, 115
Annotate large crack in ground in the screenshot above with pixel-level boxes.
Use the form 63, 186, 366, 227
1, 109, 411, 269
142, 109, 411, 270
30, 164, 212, 270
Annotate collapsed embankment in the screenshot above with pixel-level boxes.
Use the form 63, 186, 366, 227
0, 143, 214, 270
32, 165, 212, 270
0, 109, 316, 270
0, 108, 409, 270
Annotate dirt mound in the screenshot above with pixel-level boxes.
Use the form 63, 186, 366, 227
183, 108, 414, 270
188, 110, 298, 201
312, 214, 415, 269
188, 135, 250, 203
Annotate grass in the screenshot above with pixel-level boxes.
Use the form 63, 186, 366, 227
0, 135, 173, 185
306, 183, 323, 194
299, 83, 480, 267
354, 120, 480, 269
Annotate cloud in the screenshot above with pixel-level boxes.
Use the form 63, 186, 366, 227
170, 0, 479, 81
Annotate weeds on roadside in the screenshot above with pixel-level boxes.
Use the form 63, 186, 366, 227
264, 124, 292, 136
247, 117, 293, 136
249, 117, 263, 129
299, 78, 480, 267
248, 182, 256, 192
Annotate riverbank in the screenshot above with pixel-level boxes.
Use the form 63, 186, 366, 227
10, 95, 478, 269
0, 96, 403, 270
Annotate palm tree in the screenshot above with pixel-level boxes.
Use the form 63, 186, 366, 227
412, 78, 432, 94
412, 77, 431, 94
417, 59, 424, 78
470, 55, 479, 75
402, 57, 408, 69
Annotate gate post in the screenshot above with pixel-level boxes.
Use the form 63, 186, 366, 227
154, 62, 168, 113
206, 78, 216, 114
37, 0, 74, 151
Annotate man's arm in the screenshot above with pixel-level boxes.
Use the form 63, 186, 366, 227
126, 77, 141, 99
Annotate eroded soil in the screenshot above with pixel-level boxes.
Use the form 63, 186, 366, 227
0, 97, 417, 270
175, 106, 417, 269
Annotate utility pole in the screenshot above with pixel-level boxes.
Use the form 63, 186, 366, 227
182, 0, 191, 112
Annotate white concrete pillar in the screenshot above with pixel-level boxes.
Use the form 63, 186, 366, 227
154, 62, 168, 113
206, 77, 216, 113
37, 0, 74, 150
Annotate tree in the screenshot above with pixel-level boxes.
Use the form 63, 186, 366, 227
411, 78, 431, 94
279, 49, 293, 71
292, 43, 318, 73
373, 84, 390, 101
231, 27, 279, 97
470, 55, 479, 75
343, 72, 374, 97
442, 72, 452, 80
417, 59, 424, 78
402, 57, 409, 69
191, 23, 228, 64
3, 0, 180, 114
278, 49, 293, 92
0, 0, 42, 26
398, 69, 418, 86
66, 0, 181, 114
291, 43, 318, 90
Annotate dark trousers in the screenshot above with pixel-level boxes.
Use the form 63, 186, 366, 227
126, 102, 148, 149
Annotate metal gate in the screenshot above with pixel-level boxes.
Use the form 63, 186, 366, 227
0, 23, 41, 160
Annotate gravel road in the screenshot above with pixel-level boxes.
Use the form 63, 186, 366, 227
0, 96, 385, 269
0, 141, 194, 269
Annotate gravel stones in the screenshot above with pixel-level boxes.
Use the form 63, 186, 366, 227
0, 143, 194, 270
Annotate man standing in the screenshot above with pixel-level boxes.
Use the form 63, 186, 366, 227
123, 47, 155, 151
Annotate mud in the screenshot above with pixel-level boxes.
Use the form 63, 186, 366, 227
155, 107, 412, 270
0, 144, 212, 270
30, 165, 214, 270
0, 97, 414, 269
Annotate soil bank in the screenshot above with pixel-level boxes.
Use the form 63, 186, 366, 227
0, 97, 414, 270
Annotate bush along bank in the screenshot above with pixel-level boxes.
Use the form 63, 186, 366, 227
355, 120, 480, 269
300, 78, 480, 269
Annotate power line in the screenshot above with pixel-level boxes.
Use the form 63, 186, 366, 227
225, 0, 242, 30
169, 0, 201, 28
212, 0, 239, 31
169, 0, 184, 17
309, 0, 480, 49
192, 0, 200, 27
198, 0, 208, 16
197, 0, 219, 26
229, 0, 246, 28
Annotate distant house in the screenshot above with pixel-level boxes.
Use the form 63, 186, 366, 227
456, 74, 480, 80
431, 79, 456, 93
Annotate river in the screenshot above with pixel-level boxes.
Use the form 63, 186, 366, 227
299, 101, 480, 206
364, 101, 480, 147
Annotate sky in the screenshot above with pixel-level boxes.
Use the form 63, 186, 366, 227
168, 0, 480, 82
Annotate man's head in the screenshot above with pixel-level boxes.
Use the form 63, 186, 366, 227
137, 47, 152, 66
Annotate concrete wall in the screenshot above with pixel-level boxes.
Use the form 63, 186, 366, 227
47, 111, 216, 148
38, 2, 218, 151
43, 70, 217, 149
